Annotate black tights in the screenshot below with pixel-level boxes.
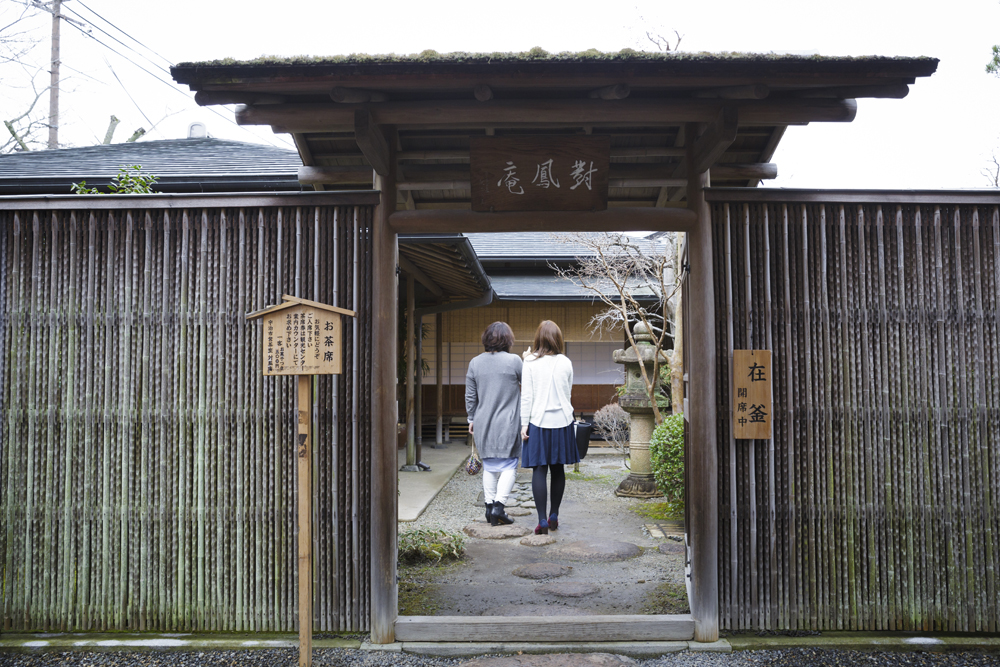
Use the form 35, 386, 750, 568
532, 464, 566, 525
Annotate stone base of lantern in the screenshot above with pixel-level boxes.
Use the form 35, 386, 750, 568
615, 472, 662, 498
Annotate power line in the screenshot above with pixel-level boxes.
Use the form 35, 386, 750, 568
73, 0, 173, 68
62, 4, 171, 76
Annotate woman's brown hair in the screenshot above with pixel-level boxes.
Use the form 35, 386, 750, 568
531, 320, 564, 357
482, 321, 515, 353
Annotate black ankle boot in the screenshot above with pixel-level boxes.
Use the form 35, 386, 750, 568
485, 502, 494, 523
490, 501, 514, 526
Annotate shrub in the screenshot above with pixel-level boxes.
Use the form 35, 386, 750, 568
593, 402, 629, 452
398, 529, 466, 564
72, 164, 159, 194
650, 412, 684, 508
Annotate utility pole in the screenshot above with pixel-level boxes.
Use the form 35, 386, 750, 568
48, 0, 62, 149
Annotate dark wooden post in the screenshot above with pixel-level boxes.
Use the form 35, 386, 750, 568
435, 312, 444, 446
686, 128, 720, 643
371, 130, 398, 644
415, 314, 424, 462
402, 276, 418, 471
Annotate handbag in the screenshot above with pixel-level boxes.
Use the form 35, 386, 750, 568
574, 420, 593, 460
466, 441, 483, 475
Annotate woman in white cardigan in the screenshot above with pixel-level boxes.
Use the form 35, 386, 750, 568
520, 320, 579, 535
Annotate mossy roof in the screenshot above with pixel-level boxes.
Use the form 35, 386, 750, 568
176, 48, 936, 69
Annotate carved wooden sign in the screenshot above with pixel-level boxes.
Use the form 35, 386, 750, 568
732, 349, 772, 440
470, 135, 610, 212
246, 295, 356, 376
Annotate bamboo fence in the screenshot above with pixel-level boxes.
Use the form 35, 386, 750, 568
712, 199, 1000, 632
0, 200, 375, 632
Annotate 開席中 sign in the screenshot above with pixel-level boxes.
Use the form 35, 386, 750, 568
246, 295, 356, 376
470, 135, 610, 212
732, 349, 772, 439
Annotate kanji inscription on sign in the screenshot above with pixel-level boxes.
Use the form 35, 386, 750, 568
470, 136, 610, 212
246, 295, 355, 376
732, 349, 772, 440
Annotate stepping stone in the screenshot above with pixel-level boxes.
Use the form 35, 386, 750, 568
463, 523, 531, 539
534, 581, 600, 598
507, 507, 532, 516
550, 540, 641, 562
522, 502, 536, 509
462, 655, 635, 667
659, 542, 685, 555
512, 562, 571, 579
520, 534, 556, 547
487, 604, 598, 617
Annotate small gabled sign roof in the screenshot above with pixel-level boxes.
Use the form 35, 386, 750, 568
246, 294, 356, 320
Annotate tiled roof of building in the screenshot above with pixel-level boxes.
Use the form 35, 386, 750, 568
465, 232, 664, 261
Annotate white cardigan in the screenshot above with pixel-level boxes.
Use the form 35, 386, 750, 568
520, 353, 574, 428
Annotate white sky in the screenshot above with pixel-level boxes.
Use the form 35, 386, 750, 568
3, 0, 1000, 189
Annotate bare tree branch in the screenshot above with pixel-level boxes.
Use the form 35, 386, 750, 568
984, 152, 1000, 188
550, 232, 684, 424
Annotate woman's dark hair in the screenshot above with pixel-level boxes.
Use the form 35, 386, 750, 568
531, 320, 564, 357
482, 321, 515, 353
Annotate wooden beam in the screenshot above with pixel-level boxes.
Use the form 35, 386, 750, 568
693, 84, 769, 99
796, 84, 909, 99
395, 615, 694, 642
685, 124, 719, 644
398, 253, 443, 297
711, 163, 777, 181
330, 87, 387, 103
396, 177, 689, 191
298, 166, 373, 186
690, 106, 738, 175
473, 84, 493, 102
589, 83, 630, 100
355, 110, 391, 177
195, 91, 286, 106
394, 146, 688, 161
388, 207, 697, 234
370, 130, 398, 644
236, 98, 858, 132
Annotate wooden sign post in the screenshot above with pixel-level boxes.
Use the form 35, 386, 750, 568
732, 349, 772, 440
247, 295, 355, 667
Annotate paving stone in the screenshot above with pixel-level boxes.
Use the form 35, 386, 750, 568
512, 562, 571, 579
463, 523, 532, 539
534, 581, 600, 597
461, 651, 638, 665
659, 542, 685, 555
550, 540, 641, 562
520, 534, 556, 546
506, 507, 532, 516
485, 604, 598, 616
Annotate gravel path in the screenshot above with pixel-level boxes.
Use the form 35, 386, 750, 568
3, 648, 999, 666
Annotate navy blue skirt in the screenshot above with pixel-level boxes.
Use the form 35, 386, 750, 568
521, 423, 580, 468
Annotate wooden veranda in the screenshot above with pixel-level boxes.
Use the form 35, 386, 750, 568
167, 51, 941, 644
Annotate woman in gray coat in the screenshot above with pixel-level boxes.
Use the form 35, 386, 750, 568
466, 321, 522, 526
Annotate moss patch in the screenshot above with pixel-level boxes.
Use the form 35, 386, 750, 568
397, 560, 465, 616
640, 582, 690, 615
632, 501, 684, 521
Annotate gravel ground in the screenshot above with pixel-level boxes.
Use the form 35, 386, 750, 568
3, 648, 1000, 667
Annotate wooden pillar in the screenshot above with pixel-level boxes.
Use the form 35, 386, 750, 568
686, 126, 719, 643
296, 375, 313, 667
402, 276, 418, 471
415, 314, 424, 462
371, 131, 398, 644
435, 312, 444, 446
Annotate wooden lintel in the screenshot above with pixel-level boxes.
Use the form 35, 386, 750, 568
388, 207, 697, 234
711, 163, 777, 180
395, 614, 694, 642
589, 83, 630, 100
398, 254, 444, 297
693, 84, 769, 100
195, 91, 286, 106
330, 87, 388, 103
796, 84, 909, 99
473, 84, 493, 102
354, 110, 391, 177
691, 106, 738, 174
394, 146, 688, 162
298, 165, 373, 185
236, 98, 858, 132
396, 178, 688, 191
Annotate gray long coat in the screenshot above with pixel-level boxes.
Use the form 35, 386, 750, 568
465, 351, 522, 459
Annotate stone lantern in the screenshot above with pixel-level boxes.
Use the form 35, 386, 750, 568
613, 321, 670, 498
